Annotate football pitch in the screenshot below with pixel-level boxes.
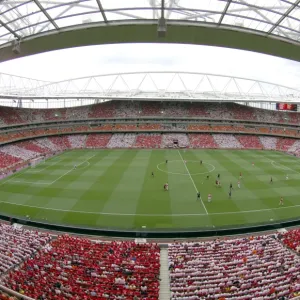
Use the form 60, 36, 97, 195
1, 148, 300, 231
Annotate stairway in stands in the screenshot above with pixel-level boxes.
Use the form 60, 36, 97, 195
159, 246, 171, 300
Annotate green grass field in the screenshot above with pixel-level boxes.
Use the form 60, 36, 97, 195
1, 149, 300, 231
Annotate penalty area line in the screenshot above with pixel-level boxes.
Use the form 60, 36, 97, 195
177, 150, 208, 215
49, 155, 95, 185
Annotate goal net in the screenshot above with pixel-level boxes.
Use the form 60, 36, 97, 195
30, 157, 45, 168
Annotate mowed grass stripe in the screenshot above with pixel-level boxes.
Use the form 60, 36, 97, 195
173, 150, 213, 228
135, 150, 174, 229
220, 151, 278, 223
62, 150, 132, 227
98, 150, 151, 229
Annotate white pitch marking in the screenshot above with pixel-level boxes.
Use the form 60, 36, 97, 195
177, 150, 208, 215
265, 155, 300, 174
1, 200, 300, 217
157, 160, 215, 176
49, 155, 95, 185
3, 155, 94, 186
29, 158, 62, 173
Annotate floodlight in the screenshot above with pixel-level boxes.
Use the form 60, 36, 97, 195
12, 39, 21, 55
158, 18, 167, 38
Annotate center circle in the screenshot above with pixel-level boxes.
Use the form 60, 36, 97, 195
157, 160, 215, 176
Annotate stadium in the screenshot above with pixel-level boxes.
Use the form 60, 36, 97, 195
2, 1, 300, 299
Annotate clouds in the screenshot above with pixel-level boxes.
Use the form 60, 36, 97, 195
0, 43, 299, 89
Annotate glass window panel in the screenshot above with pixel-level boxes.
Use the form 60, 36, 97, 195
105, 10, 154, 21
0, 33, 13, 45
6, 11, 49, 35
167, 9, 221, 22
55, 12, 103, 28
280, 17, 300, 31
0, 1, 40, 16
170, 0, 227, 12
287, 6, 300, 20
273, 27, 300, 41
47, 2, 98, 20
101, 0, 152, 10
40, 0, 81, 10
228, 2, 282, 23
0, 26, 9, 36
222, 15, 272, 32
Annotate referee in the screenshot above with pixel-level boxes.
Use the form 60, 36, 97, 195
197, 191, 201, 201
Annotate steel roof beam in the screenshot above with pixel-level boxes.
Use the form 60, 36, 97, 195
95, 0, 108, 23
268, 0, 300, 34
33, 0, 59, 30
0, 19, 20, 39
218, 0, 232, 25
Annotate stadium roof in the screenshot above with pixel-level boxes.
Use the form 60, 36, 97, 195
2, 1, 300, 62
1, 71, 300, 108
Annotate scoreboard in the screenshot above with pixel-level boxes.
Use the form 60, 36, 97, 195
276, 103, 297, 111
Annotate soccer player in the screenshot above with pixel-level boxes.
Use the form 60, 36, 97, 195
200, 160, 203, 165
151, 171, 154, 178
215, 179, 219, 187
217, 173, 220, 179
270, 177, 273, 184
237, 181, 240, 189
286, 174, 289, 180
197, 192, 200, 201
74, 165, 77, 169
279, 196, 284, 206
208, 193, 212, 203
239, 172, 242, 180
230, 183, 233, 190
207, 175, 210, 180
252, 162, 255, 166
229, 190, 232, 199
166, 159, 168, 164
165, 182, 169, 191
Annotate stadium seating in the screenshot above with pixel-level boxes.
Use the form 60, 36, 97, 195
0, 153, 22, 170
1, 101, 300, 128
0, 223, 50, 275
134, 134, 162, 148
0, 145, 38, 161
16, 141, 50, 154
188, 103, 209, 117
107, 133, 136, 148
141, 102, 161, 116
276, 138, 296, 152
259, 136, 278, 150
48, 136, 71, 150
35, 137, 61, 152
188, 124, 211, 131
169, 235, 300, 299
88, 102, 116, 118
189, 134, 219, 148
213, 134, 242, 148
115, 124, 137, 130
0, 133, 300, 171
236, 135, 263, 149
161, 134, 190, 148
86, 134, 112, 148
282, 229, 300, 252
2, 236, 160, 300
68, 135, 87, 149
138, 124, 162, 130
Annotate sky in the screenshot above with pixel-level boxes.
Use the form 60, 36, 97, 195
0, 43, 300, 90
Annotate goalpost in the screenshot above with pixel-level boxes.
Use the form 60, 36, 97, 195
30, 157, 46, 168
